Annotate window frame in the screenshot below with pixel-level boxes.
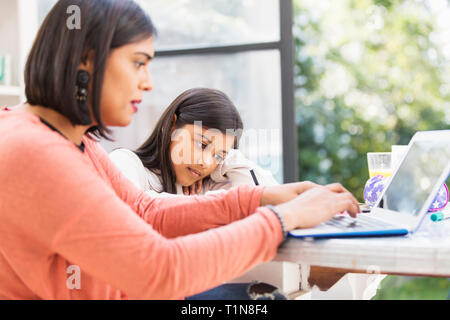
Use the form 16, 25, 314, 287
154, 0, 297, 183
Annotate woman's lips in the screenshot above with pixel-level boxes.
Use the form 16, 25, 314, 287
131, 100, 141, 113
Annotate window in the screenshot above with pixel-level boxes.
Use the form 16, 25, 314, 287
140, 0, 280, 49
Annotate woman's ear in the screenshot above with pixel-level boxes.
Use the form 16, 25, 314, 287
78, 50, 95, 74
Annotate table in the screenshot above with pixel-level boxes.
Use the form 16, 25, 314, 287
274, 208, 450, 293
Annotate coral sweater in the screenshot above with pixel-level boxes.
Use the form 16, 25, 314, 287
0, 110, 283, 300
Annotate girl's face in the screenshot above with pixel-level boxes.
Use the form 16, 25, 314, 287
100, 37, 155, 127
169, 124, 237, 187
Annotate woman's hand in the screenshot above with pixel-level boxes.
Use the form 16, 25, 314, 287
273, 184, 360, 230
182, 179, 203, 195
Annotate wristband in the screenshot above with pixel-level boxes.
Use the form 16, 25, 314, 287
265, 205, 288, 241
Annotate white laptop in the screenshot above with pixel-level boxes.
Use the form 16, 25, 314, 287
289, 130, 450, 239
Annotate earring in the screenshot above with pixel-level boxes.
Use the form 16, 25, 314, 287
76, 70, 92, 125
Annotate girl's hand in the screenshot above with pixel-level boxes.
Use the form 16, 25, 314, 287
260, 181, 320, 206
183, 179, 203, 196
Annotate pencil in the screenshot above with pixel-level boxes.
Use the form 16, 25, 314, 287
250, 169, 259, 186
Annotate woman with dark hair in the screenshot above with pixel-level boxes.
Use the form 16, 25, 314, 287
109, 87, 278, 197
0, 0, 360, 300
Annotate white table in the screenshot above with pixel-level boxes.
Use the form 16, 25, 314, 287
274, 208, 450, 278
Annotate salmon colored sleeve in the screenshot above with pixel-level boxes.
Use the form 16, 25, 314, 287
6, 136, 283, 299
88, 139, 266, 238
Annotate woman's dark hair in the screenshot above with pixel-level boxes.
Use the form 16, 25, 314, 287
135, 88, 244, 194
24, 0, 156, 140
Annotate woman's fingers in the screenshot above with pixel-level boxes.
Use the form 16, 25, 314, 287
332, 193, 360, 217
325, 183, 348, 193
275, 185, 364, 231
326, 183, 360, 214
260, 181, 361, 214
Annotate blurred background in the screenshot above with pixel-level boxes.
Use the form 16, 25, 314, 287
292, 0, 450, 299
0, 0, 449, 299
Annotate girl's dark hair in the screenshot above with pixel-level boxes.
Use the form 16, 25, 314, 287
24, 0, 156, 140
135, 88, 244, 194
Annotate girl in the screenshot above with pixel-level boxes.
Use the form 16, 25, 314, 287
109, 87, 279, 197
0, 0, 360, 300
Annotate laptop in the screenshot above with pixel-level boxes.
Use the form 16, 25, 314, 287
289, 130, 450, 239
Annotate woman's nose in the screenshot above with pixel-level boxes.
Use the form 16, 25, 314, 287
140, 69, 153, 92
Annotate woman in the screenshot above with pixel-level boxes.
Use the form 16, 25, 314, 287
109, 87, 278, 197
0, 0, 360, 300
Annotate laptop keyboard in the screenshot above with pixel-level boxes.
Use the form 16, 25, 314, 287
324, 214, 395, 230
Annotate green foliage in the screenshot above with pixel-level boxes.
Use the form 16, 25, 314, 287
293, 0, 450, 301
293, 0, 450, 201
372, 276, 450, 300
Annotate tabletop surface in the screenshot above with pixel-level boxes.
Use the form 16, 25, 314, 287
274, 208, 450, 277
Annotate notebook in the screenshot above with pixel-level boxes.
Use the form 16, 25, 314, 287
289, 130, 450, 239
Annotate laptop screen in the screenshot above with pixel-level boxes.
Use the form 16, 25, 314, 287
376, 139, 450, 216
